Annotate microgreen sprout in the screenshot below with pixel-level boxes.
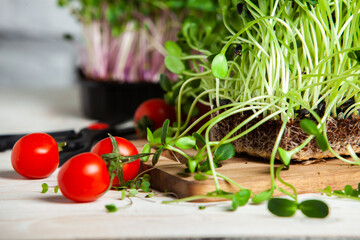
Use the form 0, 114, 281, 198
155, 0, 360, 218
268, 198, 329, 218
41, 183, 49, 194
41, 183, 60, 194
58, 0, 218, 82
105, 204, 118, 213
320, 183, 360, 201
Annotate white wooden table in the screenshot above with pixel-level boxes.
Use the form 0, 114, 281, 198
1, 86, 360, 239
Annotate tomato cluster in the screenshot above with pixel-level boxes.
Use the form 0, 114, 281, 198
10, 97, 197, 203
11, 133, 140, 203
134, 98, 176, 138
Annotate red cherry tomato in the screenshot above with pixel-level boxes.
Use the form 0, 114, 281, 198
11, 133, 59, 179
134, 98, 176, 138
91, 137, 140, 186
57, 152, 110, 202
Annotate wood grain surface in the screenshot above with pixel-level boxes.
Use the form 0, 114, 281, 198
133, 140, 360, 202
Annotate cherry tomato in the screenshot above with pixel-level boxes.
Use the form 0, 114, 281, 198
134, 98, 176, 138
57, 152, 110, 202
11, 133, 59, 179
91, 136, 140, 186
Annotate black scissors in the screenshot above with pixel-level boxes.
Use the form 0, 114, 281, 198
0, 120, 136, 166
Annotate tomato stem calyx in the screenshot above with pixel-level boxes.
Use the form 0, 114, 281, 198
102, 134, 153, 188
58, 142, 67, 152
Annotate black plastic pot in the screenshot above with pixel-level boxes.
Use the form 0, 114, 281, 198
78, 70, 164, 121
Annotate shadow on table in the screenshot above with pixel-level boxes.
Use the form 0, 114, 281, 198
0, 170, 23, 180
36, 195, 74, 204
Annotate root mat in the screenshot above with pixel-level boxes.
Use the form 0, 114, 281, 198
132, 140, 360, 201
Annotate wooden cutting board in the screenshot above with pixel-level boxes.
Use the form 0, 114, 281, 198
132, 140, 360, 202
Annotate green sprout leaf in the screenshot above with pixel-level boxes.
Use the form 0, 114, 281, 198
315, 134, 328, 151
219, 0, 231, 10
141, 143, 152, 162
214, 143, 235, 161
232, 189, 251, 210
252, 189, 273, 204
105, 204, 118, 213
160, 74, 172, 92
322, 186, 332, 196
121, 189, 126, 200
211, 53, 229, 79
198, 206, 206, 210
147, 128, 154, 142
41, 183, 49, 193
175, 136, 197, 149
161, 119, 170, 145
194, 173, 209, 181
145, 193, 154, 198
268, 198, 298, 217
333, 190, 345, 195
344, 185, 353, 195
300, 118, 319, 135
152, 147, 164, 166
129, 189, 139, 197
187, 159, 198, 173
278, 147, 292, 166
298, 200, 329, 218
141, 181, 151, 192
165, 41, 182, 57
142, 174, 151, 182
193, 132, 206, 145
54, 185, 59, 193
165, 55, 185, 74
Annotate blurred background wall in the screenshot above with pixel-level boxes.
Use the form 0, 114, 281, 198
0, 0, 81, 89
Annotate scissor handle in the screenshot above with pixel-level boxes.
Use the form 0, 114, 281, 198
58, 123, 136, 166
0, 130, 76, 152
